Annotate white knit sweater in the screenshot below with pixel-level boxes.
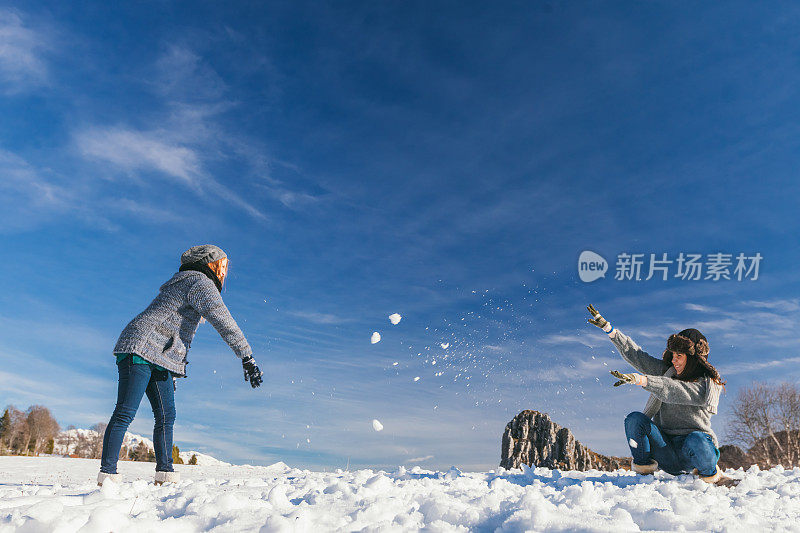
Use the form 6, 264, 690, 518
113, 270, 252, 376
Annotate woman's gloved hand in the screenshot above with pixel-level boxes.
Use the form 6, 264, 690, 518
610, 370, 647, 387
586, 304, 613, 333
242, 355, 264, 388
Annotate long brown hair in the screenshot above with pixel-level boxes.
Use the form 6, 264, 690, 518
661, 328, 726, 387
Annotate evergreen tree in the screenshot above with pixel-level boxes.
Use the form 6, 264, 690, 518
172, 445, 184, 464
188, 454, 198, 465
0, 409, 10, 453
130, 441, 150, 462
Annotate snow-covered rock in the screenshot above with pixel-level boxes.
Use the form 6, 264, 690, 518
0, 456, 793, 531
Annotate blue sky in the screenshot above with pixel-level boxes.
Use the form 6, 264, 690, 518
2, 2, 800, 470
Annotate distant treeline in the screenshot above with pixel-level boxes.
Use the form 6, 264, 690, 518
0, 405, 59, 456
0, 405, 197, 465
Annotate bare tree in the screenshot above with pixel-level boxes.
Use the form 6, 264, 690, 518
89, 422, 107, 459
26, 406, 60, 456
727, 381, 800, 468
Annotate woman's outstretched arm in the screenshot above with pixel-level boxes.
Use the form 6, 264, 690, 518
587, 304, 670, 376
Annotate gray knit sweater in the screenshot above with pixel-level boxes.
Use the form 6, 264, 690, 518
113, 271, 252, 376
608, 328, 722, 447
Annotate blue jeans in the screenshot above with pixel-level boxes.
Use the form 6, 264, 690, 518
624, 411, 719, 476
100, 356, 176, 473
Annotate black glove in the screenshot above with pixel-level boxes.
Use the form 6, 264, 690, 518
242, 355, 263, 388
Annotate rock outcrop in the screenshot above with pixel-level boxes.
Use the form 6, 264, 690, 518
501, 410, 630, 471
718, 444, 750, 470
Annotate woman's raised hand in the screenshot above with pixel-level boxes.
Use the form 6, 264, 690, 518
610, 370, 647, 387
586, 304, 611, 332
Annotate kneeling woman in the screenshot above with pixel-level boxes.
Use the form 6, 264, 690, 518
586, 305, 735, 487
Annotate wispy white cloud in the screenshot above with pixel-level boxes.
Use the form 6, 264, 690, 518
288, 310, 354, 325
0, 9, 49, 93
72, 45, 278, 221
0, 147, 194, 231
76, 127, 202, 186
684, 303, 718, 313
405, 455, 434, 463
272, 188, 320, 209
511, 356, 617, 383
718, 356, 800, 376
152, 45, 227, 102
0, 149, 70, 207
539, 333, 597, 348
741, 299, 800, 313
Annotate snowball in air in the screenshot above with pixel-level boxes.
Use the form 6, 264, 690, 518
389, 313, 402, 325
440, 343, 450, 349
371, 332, 381, 344
413, 376, 420, 382
629, 438, 638, 449
372, 419, 384, 432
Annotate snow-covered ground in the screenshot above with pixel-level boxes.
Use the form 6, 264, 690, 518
1, 456, 799, 532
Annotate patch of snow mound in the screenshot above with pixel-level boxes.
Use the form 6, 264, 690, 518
179, 451, 231, 466
389, 313, 402, 325
372, 419, 384, 432
2, 456, 791, 532
370, 331, 381, 344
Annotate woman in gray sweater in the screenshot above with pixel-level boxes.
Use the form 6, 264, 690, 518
97, 245, 263, 486
586, 305, 736, 487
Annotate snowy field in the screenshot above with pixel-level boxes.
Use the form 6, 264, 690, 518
1, 457, 800, 532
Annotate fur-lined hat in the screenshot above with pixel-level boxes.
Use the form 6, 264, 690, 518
662, 328, 724, 384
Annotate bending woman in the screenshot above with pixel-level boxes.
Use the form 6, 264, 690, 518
98, 245, 263, 486
586, 304, 736, 487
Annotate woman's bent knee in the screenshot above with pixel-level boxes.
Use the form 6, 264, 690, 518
682, 432, 714, 453
110, 406, 136, 425
625, 411, 649, 428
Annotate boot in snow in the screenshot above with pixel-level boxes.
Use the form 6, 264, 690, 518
631, 460, 658, 475
695, 468, 739, 487
97, 472, 121, 486
154, 471, 180, 485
